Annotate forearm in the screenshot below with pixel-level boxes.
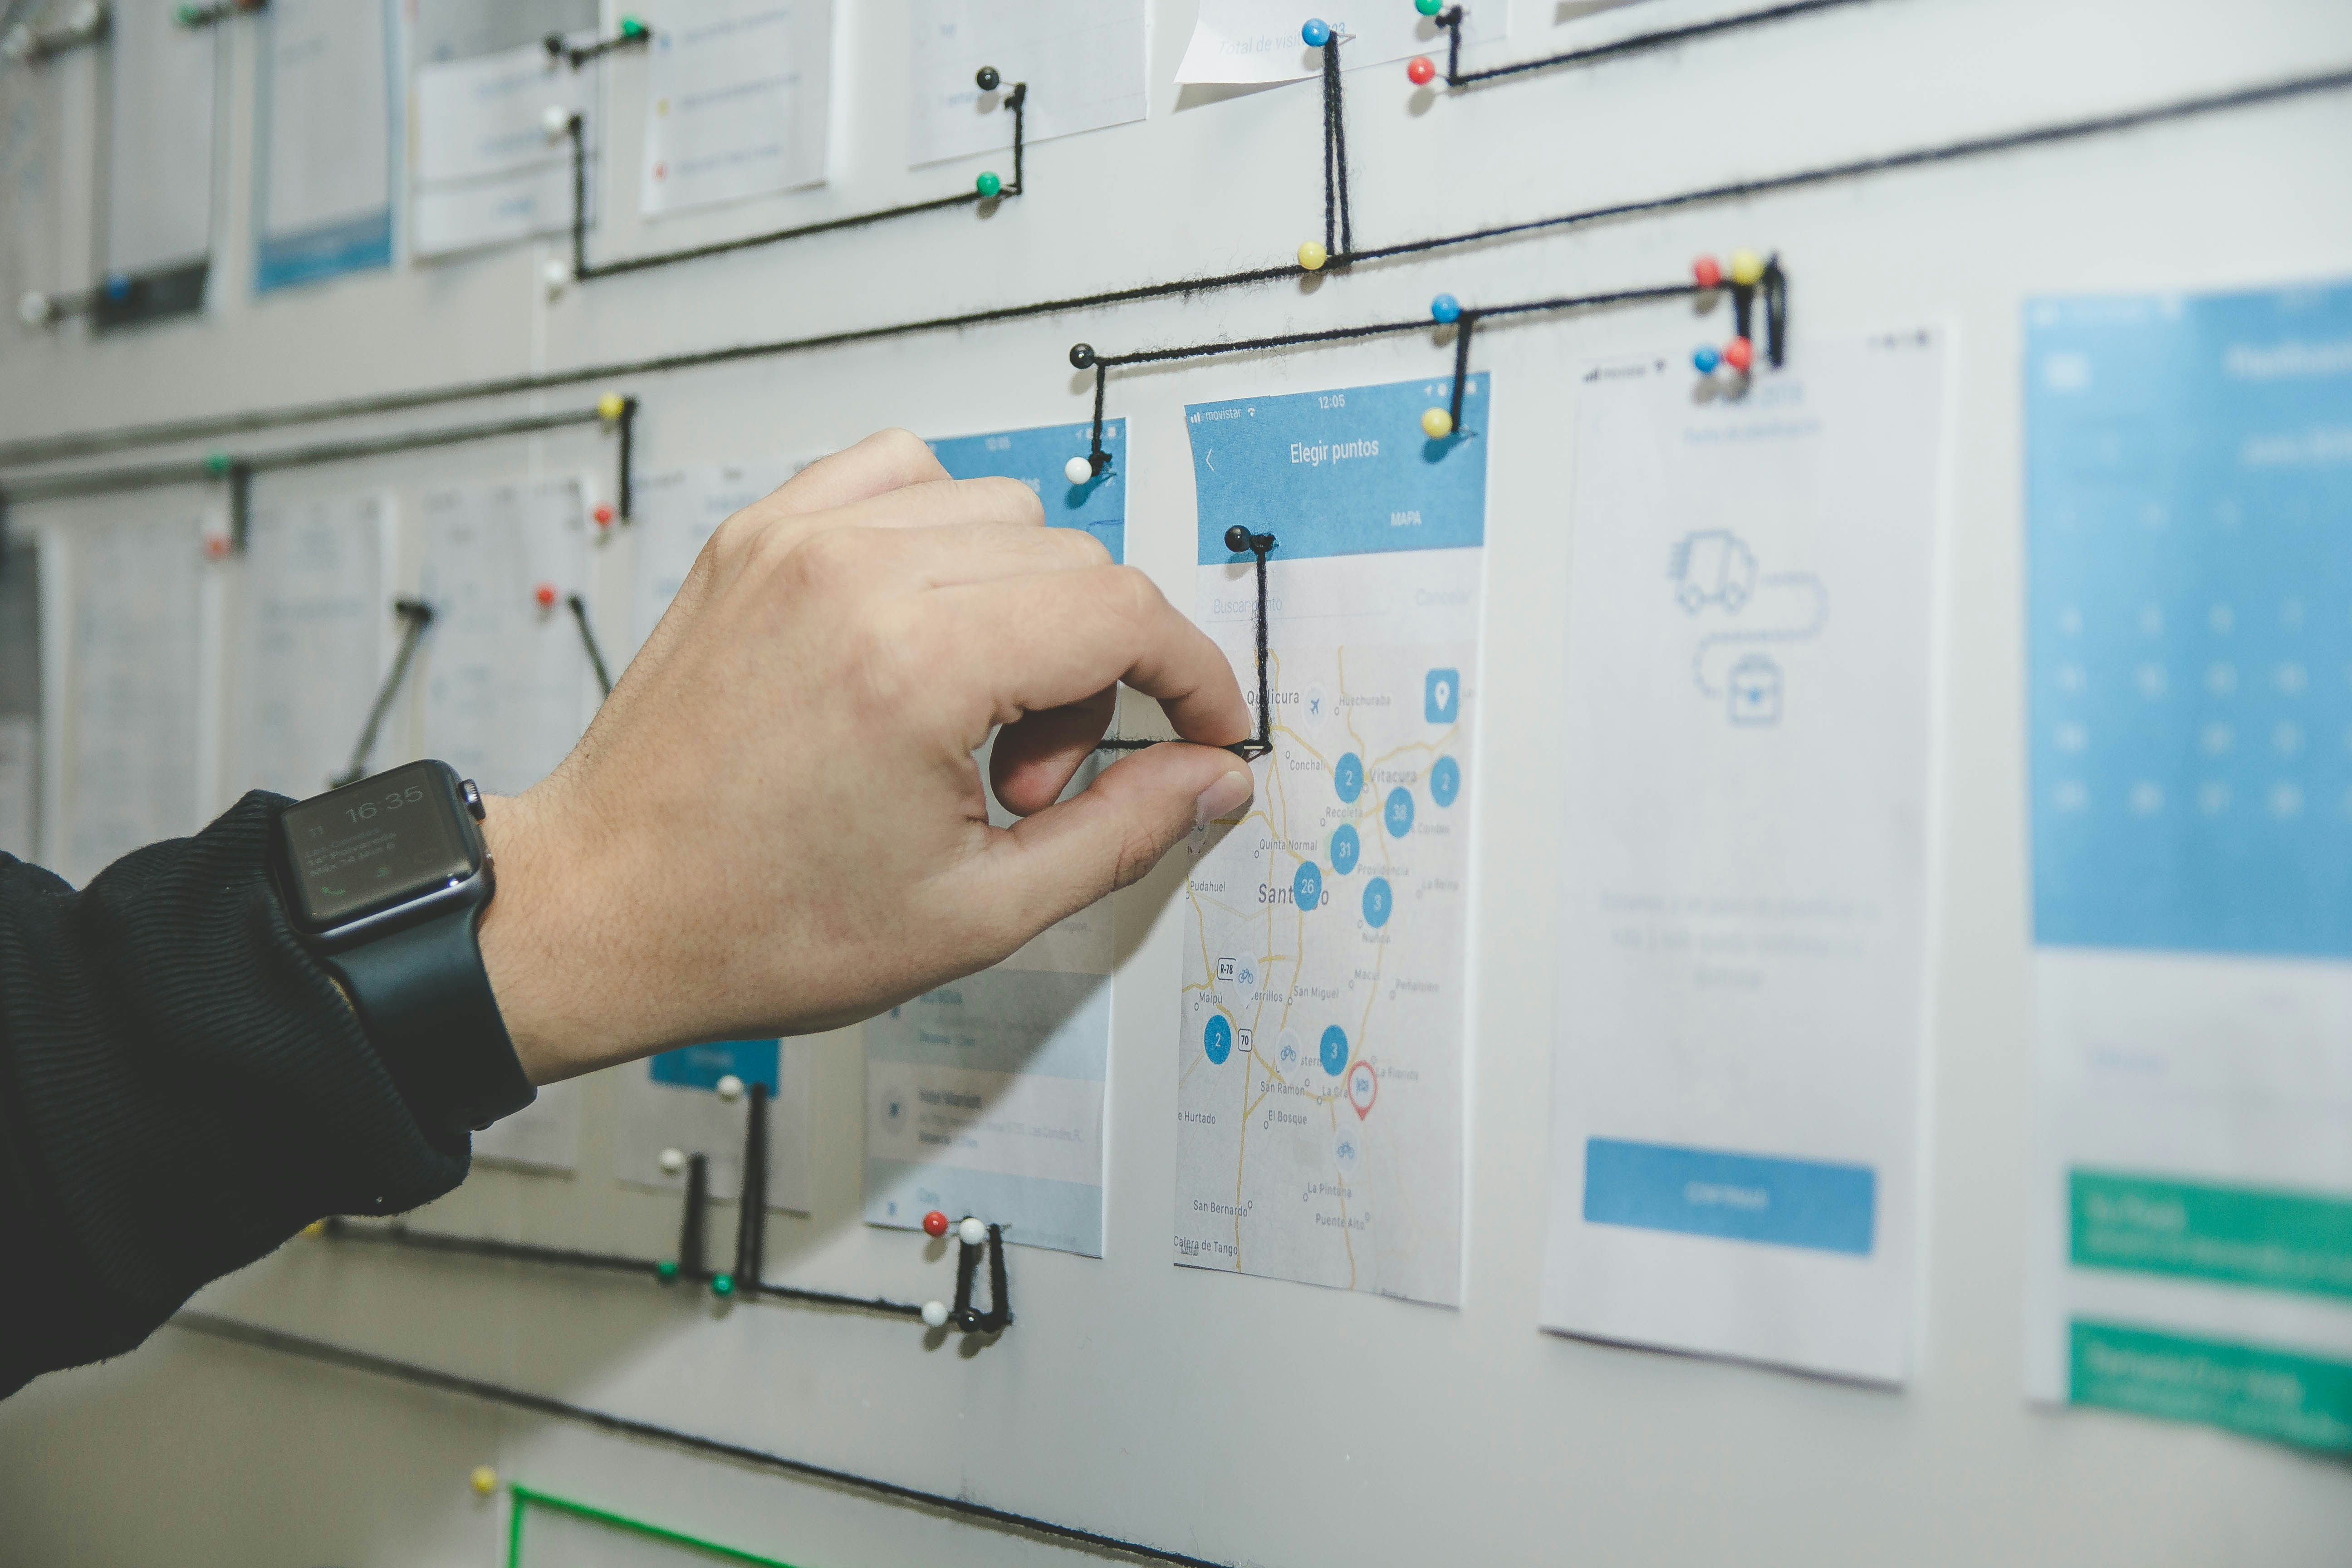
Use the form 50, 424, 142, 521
0, 795, 468, 1395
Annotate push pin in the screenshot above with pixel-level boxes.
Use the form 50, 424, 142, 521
657, 1259, 681, 1280
1727, 248, 1765, 287
592, 503, 615, 528
715, 1073, 745, 1102
1692, 255, 1722, 289
1298, 240, 1328, 272
204, 451, 234, 475
1691, 345, 1720, 374
103, 274, 131, 302
1430, 293, 1460, 324
710, 1272, 735, 1297
975, 65, 1000, 92
658, 1147, 686, 1175
957, 1215, 987, 1247
1417, 0, 1446, 13
18, 291, 49, 326
618, 15, 648, 38
922, 1210, 950, 1238
0, 24, 32, 63
1421, 407, 1454, 439
470, 1465, 499, 1497
975, 171, 1002, 198
1068, 343, 1096, 370
541, 105, 573, 140
1063, 456, 1094, 485
1721, 336, 1755, 372
534, 583, 559, 610
1301, 18, 1332, 46
921, 1299, 950, 1328
1406, 56, 1436, 85
203, 534, 231, 560
541, 258, 571, 298
596, 392, 628, 422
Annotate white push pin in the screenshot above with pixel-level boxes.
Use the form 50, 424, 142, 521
2, 24, 34, 61
1063, 455, 1093, 486
715, 1073, 744, 1102
541, 258, 571, 298
69, 1, 102, 32
18, 290, 50, 326
657, 1147, 686, 1175
920, 1299, 950, 1328
541, 104, 573, 139
957, 1215, 986, 1247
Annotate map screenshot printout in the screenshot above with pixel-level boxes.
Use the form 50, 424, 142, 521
2023, 282, 2352, 1450
1175, 375, 1487, 1304
860, 421, 1130, 1258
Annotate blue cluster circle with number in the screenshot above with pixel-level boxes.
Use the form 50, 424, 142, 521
1204, 1015, 1232, 1065
1385, 786, 1415, 838
1329, 823, 1360, 874
1334, 752, 1364, 803
1362, 876, 1392, 928
1293, 860, 1323, 911
1319, 1024, 1349, 1076
1430, 756, 1460, 807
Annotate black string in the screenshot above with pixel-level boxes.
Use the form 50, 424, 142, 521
733, 1081, 769, 1288
169, 1311, 1232, 1568
1094, 528, 1274, 761
173, 0, 261, 31
14, 64, 2338, 469
547, 22, 654, 71
332, 598, 433, 787
562, 77, 1025, 283
679, 1154, 709, 1278
1436, 0, 1882, 88
567, 594, 614, 698
1321, 37, 1352, 260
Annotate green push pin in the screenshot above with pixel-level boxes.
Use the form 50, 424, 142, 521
710, 1273, 735, 1298
175, 4, 203, 24
203, 451, 232, 475
656, 1260, 679, 1282
975, 171, 1001, 199
619, 15, 647, 37
1416, 0, 1443, 14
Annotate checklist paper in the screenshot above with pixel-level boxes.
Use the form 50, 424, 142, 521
1539, 334, 1950, 1381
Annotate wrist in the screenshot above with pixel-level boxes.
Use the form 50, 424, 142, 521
475, 786, 637, 1084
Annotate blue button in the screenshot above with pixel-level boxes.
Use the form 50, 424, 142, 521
1203, 1015, 1232, 1065
1424, 667, 1460, 723
1582, 1137, 1875, 1255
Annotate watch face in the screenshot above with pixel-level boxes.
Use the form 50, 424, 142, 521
278, 761, 479, 931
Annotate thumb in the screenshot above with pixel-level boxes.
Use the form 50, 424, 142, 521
962, 743, 1256, 941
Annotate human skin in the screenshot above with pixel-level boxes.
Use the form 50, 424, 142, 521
474, 429, 1256, 1084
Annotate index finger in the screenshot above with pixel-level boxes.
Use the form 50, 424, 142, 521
921, 565, 1251, 751
761, 429, 951, 517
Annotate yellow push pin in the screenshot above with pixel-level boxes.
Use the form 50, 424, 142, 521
1297, 240, 1328, 272
301, 1220, 327, 1238
596, 392, 628, 422
470, 1465, 499, 1496
1727, 249, 1765, 287
1420, 407, 1454, 439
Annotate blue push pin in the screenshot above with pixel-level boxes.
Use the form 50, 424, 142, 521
1430, 293, 1461, 324
103, 273, 132, 301
1302, 18, 1332, 46
1692, 345, 1721, 374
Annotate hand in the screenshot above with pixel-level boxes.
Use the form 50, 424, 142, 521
476, 430, 1256, 1084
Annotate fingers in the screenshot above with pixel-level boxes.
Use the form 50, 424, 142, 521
990, 692, 1117, 816
921, 566, 1252, 750
952, 743, 1257, 938
764, 429, 950, 515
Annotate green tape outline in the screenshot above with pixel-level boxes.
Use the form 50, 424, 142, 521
508, 1482, 805, 1568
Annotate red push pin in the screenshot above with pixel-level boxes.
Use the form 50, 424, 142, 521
592, 503, 615, 528
534, 583, 558, 609
1692, 255, 1722, 289
1406, 55, 1436, 85
203, 534, 231, 560
1722, 336, 1755, 373
921, 1210, 950, 1238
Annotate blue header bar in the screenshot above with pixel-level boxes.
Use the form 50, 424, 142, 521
929, 420, 1126, 563
1188, 375, 1489, 563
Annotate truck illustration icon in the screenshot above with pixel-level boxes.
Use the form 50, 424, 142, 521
1669, 529, 1756, 613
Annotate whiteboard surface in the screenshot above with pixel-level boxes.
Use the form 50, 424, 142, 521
3, 1, 2352, 1564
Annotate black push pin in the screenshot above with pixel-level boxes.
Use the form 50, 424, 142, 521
1068, 343, 1095, 370
975, 65, 1000, 92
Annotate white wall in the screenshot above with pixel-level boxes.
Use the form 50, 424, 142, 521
4, 1, 2352, 1564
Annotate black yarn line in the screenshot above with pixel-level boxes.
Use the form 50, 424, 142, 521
1326, 41, 1352, 258
1436, 0, 1882, 88
170, 1312, 1233, 1568
733, 1081, 769, 1288
7, 63, 2349, 469
333, 598, 433, 788
549, 24, 654, 71
317, 1218, 931, 1320
174, 0, 259, 31
564, 83, 1024, 283
567, 594, 614, 698
1321, 43, 1339, 258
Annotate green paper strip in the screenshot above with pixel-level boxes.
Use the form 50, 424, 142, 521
508, 1482, 805, 1568
2070, 1169, 2352, 1301
2071, 1320, 2352, 1452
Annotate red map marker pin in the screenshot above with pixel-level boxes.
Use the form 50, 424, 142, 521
1348, 1061, 1377, 1120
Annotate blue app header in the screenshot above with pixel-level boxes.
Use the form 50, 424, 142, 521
929, 420, 1126, 563
649, 1039, 780, 1095
1187, 375, 1489, 564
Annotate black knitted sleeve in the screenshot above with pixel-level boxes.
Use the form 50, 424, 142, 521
0, 792, 470, 1396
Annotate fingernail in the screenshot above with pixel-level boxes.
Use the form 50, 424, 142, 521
1195, 768, 1254, 828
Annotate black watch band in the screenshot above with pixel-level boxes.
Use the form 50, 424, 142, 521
318, 885, 536, 1137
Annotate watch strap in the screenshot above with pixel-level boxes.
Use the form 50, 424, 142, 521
322, 898, 536, 1137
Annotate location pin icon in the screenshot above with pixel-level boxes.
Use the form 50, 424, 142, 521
1349, 1062, 1378, 1120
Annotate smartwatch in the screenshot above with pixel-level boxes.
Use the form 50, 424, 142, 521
272, 760, 535, 1136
